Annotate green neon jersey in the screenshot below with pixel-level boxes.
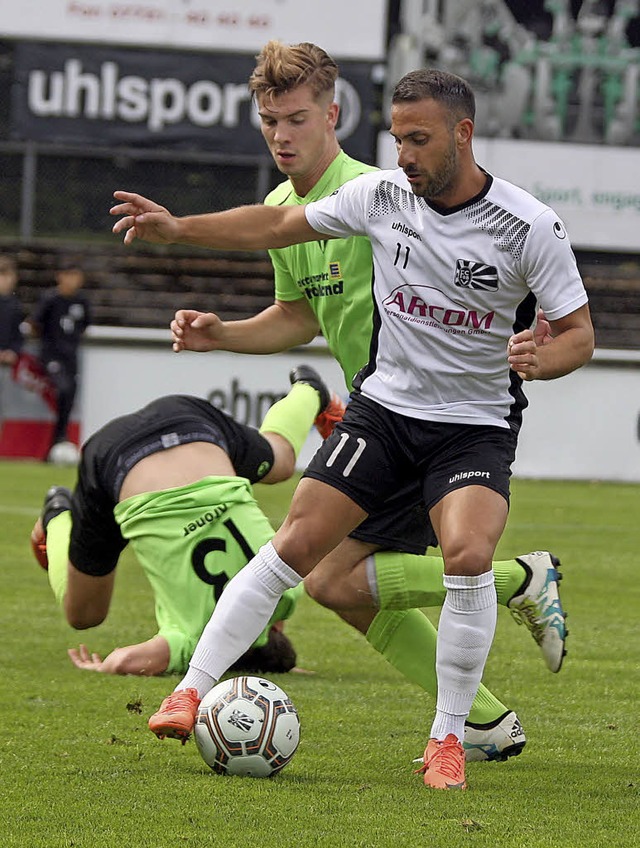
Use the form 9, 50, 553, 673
114, 476, 301, 674
265, 150, 378, 391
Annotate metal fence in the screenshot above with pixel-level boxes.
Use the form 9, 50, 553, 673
0, 139, 280, 242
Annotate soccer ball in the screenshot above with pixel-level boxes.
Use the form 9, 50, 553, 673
47, 440, 80, 466
194, 675, 300, 778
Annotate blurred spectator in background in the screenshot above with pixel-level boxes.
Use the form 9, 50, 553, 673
30, 258, 91, 460
0, 254, 24, 437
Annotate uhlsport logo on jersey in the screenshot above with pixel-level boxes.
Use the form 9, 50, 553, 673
454, 260, 498, 291
383, 285, 495, 334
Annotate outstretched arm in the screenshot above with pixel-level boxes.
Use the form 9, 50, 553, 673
68, 635, 170, 676
110, 191, 321, 250
171, 299, 320, 354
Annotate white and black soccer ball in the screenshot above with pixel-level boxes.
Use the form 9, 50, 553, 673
47, 440, 80, 466
194, 676, 300, 778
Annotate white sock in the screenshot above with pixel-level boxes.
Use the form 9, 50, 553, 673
430, 571, 497, 742
177, 542, 301, 698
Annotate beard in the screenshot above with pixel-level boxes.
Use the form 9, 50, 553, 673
410, 142, 458, 200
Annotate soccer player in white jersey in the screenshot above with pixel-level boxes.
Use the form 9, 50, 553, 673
111, 68, 594, 790
168, 41, 568, 763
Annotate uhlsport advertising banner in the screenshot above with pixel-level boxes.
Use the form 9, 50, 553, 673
10, 41, 377, 159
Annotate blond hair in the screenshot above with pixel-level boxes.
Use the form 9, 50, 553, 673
249, 40, 339, 103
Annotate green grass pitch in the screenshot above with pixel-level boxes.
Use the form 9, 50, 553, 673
1, 460, 638, 847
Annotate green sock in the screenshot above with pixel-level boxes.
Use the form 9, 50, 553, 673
366, 609, 509, 725
46, 511, 72, 605
493, 558, 528, 606
373, 551, 527, 609
259, 383, 320, 458
374, 552, 446, 609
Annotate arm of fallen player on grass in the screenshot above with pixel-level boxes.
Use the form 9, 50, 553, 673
67, 635, 170, 676
63, 567, 116, 630
171, 299, 320, 354
111, 191, 321, 250
508, 304, 594, 381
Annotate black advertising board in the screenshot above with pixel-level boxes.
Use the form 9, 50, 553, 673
9, 41, 378, 160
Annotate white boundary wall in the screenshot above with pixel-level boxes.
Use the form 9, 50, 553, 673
377, 133, 640, 252
81, 328, 640, 483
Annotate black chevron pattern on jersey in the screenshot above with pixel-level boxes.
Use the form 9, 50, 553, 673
464, 200, 530, 261
369, 180, 427, 217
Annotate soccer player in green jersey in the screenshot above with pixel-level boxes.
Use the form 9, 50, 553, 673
29, 367, 336, 677
112, 42, 567, 764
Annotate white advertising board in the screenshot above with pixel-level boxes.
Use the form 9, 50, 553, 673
78, 332, 640, 483
377, 132, 640, 252
80, 338, 347, 471
0, 0, 387, 60
5, 329, 638, 481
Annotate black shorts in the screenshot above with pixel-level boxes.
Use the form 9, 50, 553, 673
303, 393, 518, 554
70, 395, 274, 574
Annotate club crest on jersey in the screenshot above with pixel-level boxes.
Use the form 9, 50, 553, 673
454, 260, 498, 291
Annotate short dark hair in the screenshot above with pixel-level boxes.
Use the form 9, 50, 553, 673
230, 627, 297, 674
392, 69, 475, 124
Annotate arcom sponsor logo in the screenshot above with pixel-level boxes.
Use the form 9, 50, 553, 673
25, 58, 362, 136
383, 285, 495, 333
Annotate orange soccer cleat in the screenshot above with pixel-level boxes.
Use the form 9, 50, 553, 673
415, 734, 467, 790
314, 392, 346, 440
148, 688, 201, 744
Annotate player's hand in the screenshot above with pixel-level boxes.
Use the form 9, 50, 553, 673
508, 310, 556, 380
68, 644, 108, 672
507, 328, 541, 381
171, 309, 224, 353
110, 191, 179, 246
533, 309, 553, 347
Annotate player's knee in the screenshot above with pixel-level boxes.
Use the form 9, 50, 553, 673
442, 543, 493, 575
275, 517, 327, 572
304, 568, 342, 609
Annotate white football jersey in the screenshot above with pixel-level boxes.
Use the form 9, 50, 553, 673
304, 168, 588, 430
